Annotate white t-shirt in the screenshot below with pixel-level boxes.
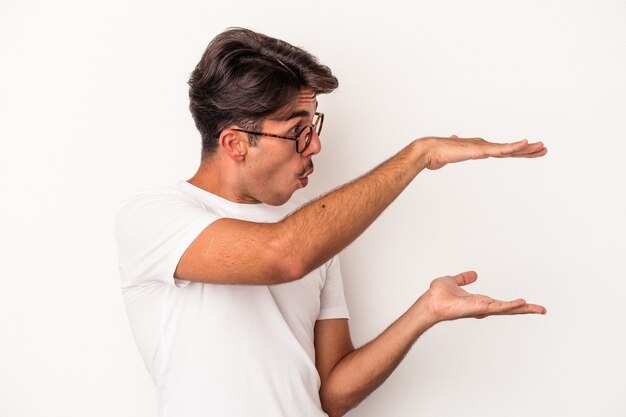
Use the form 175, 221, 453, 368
115, 181, 349, 417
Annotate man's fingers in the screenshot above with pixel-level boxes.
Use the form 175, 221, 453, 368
476, 139, 545, 158
493, 141, 547, 158
511, 303, 547, 315
523, 147, 548, 158
454, 271, 478, 286
491, 139, 529, 156
487, 299, 547, 315
504, 148, 548, 159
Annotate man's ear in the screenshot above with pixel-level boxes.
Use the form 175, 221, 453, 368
219, 128, 248, 162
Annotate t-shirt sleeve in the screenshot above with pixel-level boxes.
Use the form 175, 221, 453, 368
115, 190, 219, 288
317, 255, 350, 320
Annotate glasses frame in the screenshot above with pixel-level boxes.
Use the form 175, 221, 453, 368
233, 112, 324, 154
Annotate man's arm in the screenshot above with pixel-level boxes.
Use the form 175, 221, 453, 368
314, 271, 547, 417
175, 138, 546, 285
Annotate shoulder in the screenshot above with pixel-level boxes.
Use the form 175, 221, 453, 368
117, 183, 204, 219
115, 183, 215, 238
119, 183, 203, 211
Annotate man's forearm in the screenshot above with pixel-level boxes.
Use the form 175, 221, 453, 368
278, 139, 429, 279
319, 296, 435, 417
317, 271, 547, 417
277, 135, 544, 280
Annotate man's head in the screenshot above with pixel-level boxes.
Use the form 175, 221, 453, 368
188, 27, 338, 159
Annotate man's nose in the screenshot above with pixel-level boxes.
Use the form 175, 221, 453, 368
302, 131, 321, 157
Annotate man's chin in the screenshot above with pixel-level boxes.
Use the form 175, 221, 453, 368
264, 193, 294, 207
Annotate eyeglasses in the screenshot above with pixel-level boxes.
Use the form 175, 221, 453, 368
233, 112, 324, 154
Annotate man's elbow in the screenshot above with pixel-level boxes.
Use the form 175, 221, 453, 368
265, 228, 308, 284
270, 254, 307, 284
319, 387, 356, 417
320, 397, 351, 417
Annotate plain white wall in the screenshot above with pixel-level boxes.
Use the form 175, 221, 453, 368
1, 0, 625, 416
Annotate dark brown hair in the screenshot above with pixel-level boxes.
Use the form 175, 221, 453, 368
188, 27, 339, 158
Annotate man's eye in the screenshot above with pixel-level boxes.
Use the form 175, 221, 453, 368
289, 125, 301, 134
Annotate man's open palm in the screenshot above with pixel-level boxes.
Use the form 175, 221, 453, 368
424, 271, 547, 322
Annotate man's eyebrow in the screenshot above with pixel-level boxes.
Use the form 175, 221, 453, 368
275, 100, 318, 121
283, 110, 311, 121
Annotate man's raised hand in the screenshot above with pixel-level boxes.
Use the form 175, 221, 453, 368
421, 137, 547, 170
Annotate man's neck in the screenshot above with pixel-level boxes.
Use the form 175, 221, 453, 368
188, 158, 258, 204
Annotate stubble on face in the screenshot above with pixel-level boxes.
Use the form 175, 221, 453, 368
297, 159, 314, 179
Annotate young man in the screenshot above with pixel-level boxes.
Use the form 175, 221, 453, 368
115, 28, 547, 417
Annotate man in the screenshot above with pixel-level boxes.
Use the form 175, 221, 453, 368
115, 27, 547, 417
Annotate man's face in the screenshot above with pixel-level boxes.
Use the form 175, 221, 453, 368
241, 89, 321, 206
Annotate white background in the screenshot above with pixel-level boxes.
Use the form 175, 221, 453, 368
1, 0, 625, 416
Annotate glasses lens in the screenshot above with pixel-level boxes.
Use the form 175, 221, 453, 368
297, 126, 312, 153
314, 113, 323, 136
